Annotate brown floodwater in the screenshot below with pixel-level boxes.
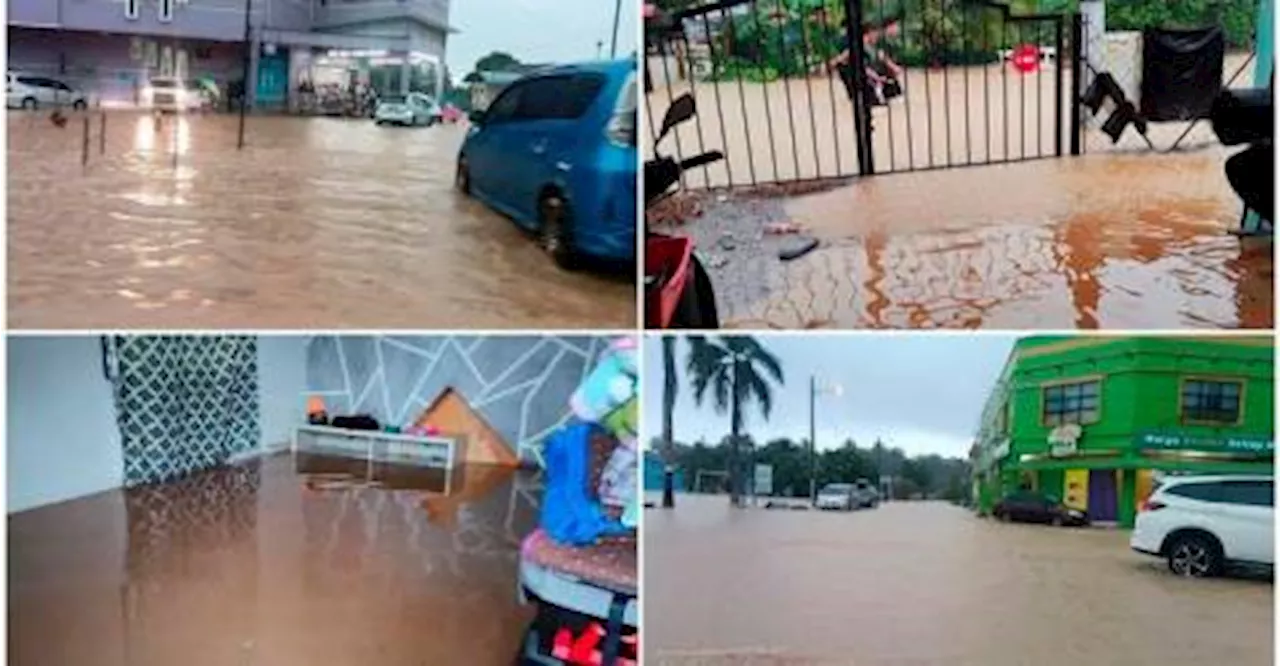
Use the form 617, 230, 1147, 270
7, 112, 634, 329
722, 151, 1272, 329
8, 453, 543, 666
645, 496, 1272, 666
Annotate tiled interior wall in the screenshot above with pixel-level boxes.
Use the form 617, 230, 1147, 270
304, 335, 609, 464
114, 336, 260, 487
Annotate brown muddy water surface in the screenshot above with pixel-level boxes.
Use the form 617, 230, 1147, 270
710, 151, 1271, 329
8, 112, 634, 329
9, 453, 542, 666
645, 497, 1272, 666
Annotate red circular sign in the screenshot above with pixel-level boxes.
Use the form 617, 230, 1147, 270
1012, 44, 1040, 73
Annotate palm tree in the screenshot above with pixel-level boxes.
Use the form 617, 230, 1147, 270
660, 336, 678, 508
686, 335, 785, 506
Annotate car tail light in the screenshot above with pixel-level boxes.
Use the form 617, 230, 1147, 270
1141, 499, 1166, 512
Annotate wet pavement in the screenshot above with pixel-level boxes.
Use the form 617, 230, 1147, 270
8, 112, 634, 329
644, 496, 1273, 666
9, 453, 543, 666
661, 150, 1271, 329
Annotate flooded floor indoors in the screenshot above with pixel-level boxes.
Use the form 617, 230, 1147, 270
644, 496, 1273, 666
8, 453, 543, 666
7, 113, 634, 329
658, 149, 1271, 329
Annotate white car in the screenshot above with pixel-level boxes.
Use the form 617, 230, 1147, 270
7, 72, 91, 110
374, 93, 441, 127
141, 77, 200, 113
1130, 475, 1273, 577
815, 483, 857, 511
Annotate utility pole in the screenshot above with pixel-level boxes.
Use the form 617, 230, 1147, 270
809, 375, 817, 502
238, 0, 252, 150
610, 0, 622, 58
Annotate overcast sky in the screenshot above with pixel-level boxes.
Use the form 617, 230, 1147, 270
446, 0, 637, 79
642, 335, 1017, 458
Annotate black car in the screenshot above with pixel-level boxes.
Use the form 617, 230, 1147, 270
992, 490, 1090, 527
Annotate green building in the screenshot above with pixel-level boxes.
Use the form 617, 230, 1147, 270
972, 336, 1274, 528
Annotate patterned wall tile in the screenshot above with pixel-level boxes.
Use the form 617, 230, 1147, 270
303, 335, 611, 465
114, 336, 260, 487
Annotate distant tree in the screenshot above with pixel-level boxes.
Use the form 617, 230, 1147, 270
475, 51, 522, 73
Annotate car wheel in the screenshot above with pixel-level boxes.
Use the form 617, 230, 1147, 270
455, 156, 471, 195
1051, 515, 1063, 527
1166, 533, 1223, 578
538, 193, 576, 269
72, 100, 87, 111
21, 97, 37, 111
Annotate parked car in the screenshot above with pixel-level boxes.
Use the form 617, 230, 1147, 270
142, 76, 200, 113
992, 490, 1089, 526
1130, 475, 1273, 578
7, 72, 90, 110
455, 59, 637, 268
853, 478, 880, 508
375, 92, 441, 127
815, 483, 857, 511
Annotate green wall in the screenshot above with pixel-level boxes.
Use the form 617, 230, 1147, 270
973, 337, 1275, 523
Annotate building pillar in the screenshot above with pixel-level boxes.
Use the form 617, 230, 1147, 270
1118, 468, 1137, 528
247, 39, 261, 108
400, 58, 411, 95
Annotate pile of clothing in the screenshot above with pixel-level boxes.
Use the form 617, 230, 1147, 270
541, 337, 639, 546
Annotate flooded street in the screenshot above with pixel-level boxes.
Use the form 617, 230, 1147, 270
644, 497, 1273, 666
668, 151, 1271, 329
8, 113, 634, 329
9, 453, 543, 666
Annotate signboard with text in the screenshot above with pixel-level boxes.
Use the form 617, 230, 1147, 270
1136, 432, 1274, 454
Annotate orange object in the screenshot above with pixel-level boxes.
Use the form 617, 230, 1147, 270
306, 396, 327, 415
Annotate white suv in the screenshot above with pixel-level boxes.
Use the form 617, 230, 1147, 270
7, 73, 91, 110
1130, 475, 1273, 578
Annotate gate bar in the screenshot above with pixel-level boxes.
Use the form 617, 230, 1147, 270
1070, 13, 1083, 156
1055, 18, 1065, 157
843, 0, 875, 175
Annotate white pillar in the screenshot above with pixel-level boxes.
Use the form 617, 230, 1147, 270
1080, 0, 1105, 75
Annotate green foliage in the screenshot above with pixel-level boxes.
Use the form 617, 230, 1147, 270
1107, 0, 1257, 48
657, 434, 972, 502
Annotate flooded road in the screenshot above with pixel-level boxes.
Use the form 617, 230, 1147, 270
645, 497, 1272, 666
8, 112, 634, 329
9, 454, 543, 665
672, 151, 1271, 329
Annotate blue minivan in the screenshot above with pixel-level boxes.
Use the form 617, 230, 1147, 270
456, 59, 637, 268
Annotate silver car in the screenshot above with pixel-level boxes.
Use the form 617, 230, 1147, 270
815, 483, 857, 511
7, 73, 91, 110
374, 93, 442, 127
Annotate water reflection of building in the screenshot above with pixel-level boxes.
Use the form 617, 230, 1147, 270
972, 336, 1274, 528
8, 0, 454, 109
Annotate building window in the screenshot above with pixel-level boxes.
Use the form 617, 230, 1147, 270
1042, 379, 1100, 426
125, 0, 140, 19
1181, 378, 1243, 424
159, 0, 174, 22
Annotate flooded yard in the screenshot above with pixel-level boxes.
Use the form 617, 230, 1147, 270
8, 453, 542, 666
644, 496, 1273, 666
659, 150, 1271, 329
8, 112, 634, 329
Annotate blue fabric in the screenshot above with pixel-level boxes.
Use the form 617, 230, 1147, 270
540, 422, 629, 546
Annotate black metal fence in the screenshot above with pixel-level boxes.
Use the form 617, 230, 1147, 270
645, 0, 1084, 189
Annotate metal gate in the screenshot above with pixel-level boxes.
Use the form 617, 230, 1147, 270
644, 0, 1084, 189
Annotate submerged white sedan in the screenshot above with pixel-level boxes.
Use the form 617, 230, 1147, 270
374, 93, 441, 127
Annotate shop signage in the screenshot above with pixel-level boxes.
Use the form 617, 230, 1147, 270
754, 464, 773, 496
1048, 424, 1082, 457
1136, 432, 1274, 454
